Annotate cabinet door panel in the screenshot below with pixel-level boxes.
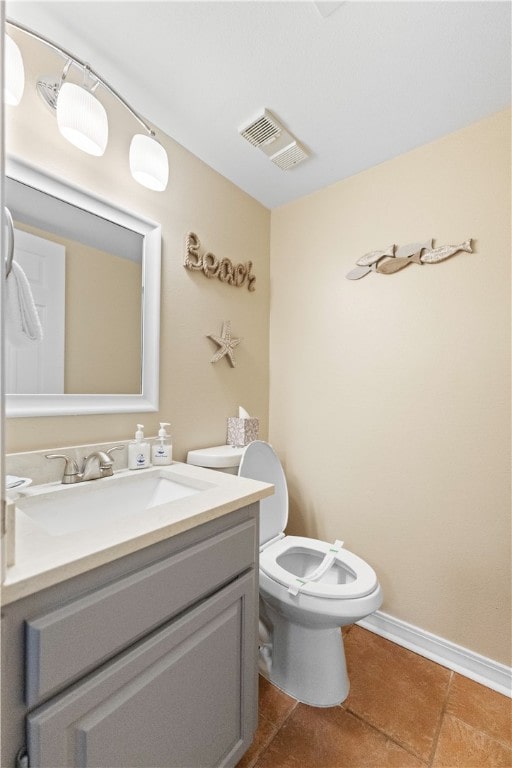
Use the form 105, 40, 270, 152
26, 518, 256, 707
28, 573, 256, 768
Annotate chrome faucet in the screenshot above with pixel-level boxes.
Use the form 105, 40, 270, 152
46, 445, 125, 484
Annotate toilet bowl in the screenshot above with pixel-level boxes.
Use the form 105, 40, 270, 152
240, 440, 382, 707
187, 440, 383, 707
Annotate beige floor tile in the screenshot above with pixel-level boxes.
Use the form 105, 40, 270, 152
253, 703, 425, 768
236, 716, 279, 768
446, 674, 512, 748
258, 675, 298, 727
343, 626, 451, 762
432, 713, 512, 767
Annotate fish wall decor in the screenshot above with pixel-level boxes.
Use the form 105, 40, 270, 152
346, 239, 473, 280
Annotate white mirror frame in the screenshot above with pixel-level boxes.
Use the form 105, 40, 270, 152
5, 157, 161, 417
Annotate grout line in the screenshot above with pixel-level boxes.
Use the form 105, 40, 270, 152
249, 700, 300, 768
242, 719, 281, 768
344, 706, 430, 766
435, 671, 512, 752
343, 624, 354, 638
445, 713, 512, 753
280, 698, 300, 726
427, 669, 454, 766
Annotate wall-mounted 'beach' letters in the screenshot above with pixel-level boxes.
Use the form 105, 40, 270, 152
184, 232, 256, 291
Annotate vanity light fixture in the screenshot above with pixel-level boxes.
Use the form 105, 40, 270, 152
56, 79, 109, 157
5, 20, 169, 191
4, 33, 25, 105
129, 133, 169, 192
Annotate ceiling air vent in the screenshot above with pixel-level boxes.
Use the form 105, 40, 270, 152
240, 110, 281, 147
239, 109, 309, 170
271, 142, 308, 171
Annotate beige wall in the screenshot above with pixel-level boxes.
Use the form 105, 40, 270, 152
5, 29, 270, 456
269, 109, 511, 664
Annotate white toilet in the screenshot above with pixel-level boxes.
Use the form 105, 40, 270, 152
187, 440, 383, 707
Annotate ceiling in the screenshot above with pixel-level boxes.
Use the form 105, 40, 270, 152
6, 1, 512, 209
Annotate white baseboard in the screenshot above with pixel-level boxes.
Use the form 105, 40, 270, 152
357, 611, 512, 698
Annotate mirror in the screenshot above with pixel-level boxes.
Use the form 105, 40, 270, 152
5, 157, 161, 417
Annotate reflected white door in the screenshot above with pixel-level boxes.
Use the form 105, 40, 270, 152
5, 228, 65, 394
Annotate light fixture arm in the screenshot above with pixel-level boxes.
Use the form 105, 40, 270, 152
6, 18, 155, 137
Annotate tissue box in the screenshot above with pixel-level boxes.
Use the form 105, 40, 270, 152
227, 417, 259, 447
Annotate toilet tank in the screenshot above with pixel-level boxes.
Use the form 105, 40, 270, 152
186, 445, 245, 475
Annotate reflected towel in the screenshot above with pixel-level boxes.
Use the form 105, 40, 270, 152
5, 260, 43, 346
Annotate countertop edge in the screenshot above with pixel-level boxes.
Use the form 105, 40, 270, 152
1, 467, 273, 606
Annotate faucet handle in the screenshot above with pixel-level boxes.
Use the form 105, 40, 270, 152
106, 445, 126, 456
45, 453, 80, 483
106, 445, 125, 459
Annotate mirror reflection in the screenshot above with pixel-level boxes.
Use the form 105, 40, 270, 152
6, 176, 143, 396
4, 159, 161, 418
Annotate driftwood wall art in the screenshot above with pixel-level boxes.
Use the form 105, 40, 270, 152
184, 232, 256, 291
346, 239, 473, 280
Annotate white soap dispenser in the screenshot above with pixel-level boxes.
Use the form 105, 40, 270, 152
152, 422, 172, 466
128, 424, 151, 470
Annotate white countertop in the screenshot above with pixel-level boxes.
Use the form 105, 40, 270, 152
1, 462, 273, 606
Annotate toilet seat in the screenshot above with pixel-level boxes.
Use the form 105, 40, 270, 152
260, 535, 378, 599
239, 442, 378, 600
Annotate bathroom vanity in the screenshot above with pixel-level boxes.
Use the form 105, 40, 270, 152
1, 462, 272, 768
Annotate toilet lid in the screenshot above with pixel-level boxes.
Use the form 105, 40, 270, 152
238, 441, 288, 546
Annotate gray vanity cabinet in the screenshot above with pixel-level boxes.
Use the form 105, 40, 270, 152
28, 574, 254, 768
1, 505, 259, 768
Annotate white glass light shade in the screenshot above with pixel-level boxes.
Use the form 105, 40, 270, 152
56, 82, 108, 156
5, 35, 25, 105
129, 134, 169, 191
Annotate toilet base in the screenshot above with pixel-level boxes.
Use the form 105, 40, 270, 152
263, 604, 350, 707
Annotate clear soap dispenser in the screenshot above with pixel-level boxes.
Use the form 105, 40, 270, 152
128, 424, 151, 470
152, 422, 172, 466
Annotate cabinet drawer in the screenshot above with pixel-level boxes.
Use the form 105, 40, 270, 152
26, 517, 256, 707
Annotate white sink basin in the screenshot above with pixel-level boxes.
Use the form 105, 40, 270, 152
15, 469, 213, 537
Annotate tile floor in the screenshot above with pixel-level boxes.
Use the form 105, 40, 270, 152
237, 626, 512, 768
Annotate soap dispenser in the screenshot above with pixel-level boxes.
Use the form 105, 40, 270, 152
152, 422, 172, 465
128, 424, 151, 470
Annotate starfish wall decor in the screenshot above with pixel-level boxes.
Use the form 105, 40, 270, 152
207, 321, 243, 367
